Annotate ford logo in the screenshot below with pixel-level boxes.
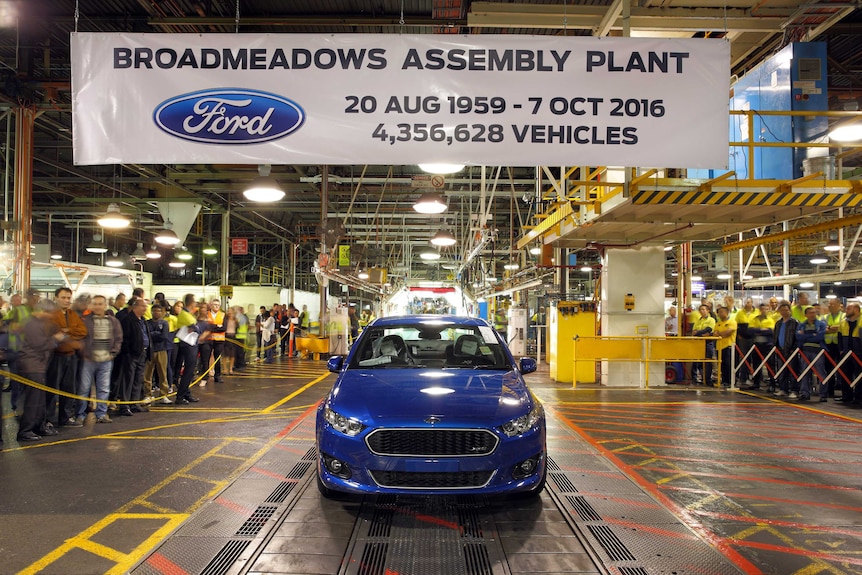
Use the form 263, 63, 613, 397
153, 88, 305, 145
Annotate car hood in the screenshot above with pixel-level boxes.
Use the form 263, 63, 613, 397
329, 369, 533, 426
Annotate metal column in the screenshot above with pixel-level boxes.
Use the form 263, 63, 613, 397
14, 106, 36, 293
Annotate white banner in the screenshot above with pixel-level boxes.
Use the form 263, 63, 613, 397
72, 33, 729, 168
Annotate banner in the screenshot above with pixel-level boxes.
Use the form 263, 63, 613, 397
71, 33, 729, 168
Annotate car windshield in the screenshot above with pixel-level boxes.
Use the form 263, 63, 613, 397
349, 323, 509, 370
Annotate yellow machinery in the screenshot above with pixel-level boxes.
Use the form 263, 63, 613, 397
549, 301, 597, 383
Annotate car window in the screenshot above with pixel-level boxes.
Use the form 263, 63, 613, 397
350, 323, 509, 370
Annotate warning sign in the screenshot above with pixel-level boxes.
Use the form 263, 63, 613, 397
411, 175, 445, 189
231, 238, 248, 255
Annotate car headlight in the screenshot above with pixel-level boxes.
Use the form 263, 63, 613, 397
324, 406, 366, 437
500, 404, 543, 437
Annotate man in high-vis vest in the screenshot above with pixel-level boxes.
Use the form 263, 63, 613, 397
838, 302, 862, 404
208, 299, 227, 383
823, 298, 845, 398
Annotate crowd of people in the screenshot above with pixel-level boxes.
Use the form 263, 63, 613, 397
0, 288, 310, 445
673, 292, 862, 404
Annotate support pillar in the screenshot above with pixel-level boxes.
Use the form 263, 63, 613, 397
600, 245, 665, 387
319, 167, 329, 335
14, 107, 36, 293
220, 207, 230, 302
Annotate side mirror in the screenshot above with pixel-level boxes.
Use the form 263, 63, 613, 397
519, 357, 537, 374
327, 356, 345, 373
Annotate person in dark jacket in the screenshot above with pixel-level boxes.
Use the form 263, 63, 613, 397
47, 287, 88, 428
771, 301, 799, 398
117, 297, 152, 416
143, 304, 171, 404
16, 300, 66, 441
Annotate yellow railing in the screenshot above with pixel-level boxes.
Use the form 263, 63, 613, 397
258, 266, 289, 285
572, 335, 720, 388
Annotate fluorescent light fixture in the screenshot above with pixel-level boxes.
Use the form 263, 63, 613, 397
413, 191, 447, 214
529, 246, 542, 255
717, 272, 732, 280
430, 229, 456, 247
146, 246, 161, 259
691, 275, 703, 281
97, 203, 130, 229
418, 163, 463, 174
504, 263, 520, 270
154, 220, 180, 246
810, 255, 828, 264
168, 258, 186, 268
105, 252, 124, 267
799, 281, 815, 288
829, 124, 862, 142
580, 266, 592, 272
202, 244, 218, 255
834, 281, 843, 285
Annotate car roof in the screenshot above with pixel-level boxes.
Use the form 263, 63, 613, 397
368, 315, 493, 329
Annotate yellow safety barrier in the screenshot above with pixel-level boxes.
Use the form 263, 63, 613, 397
572, 335, 720, 388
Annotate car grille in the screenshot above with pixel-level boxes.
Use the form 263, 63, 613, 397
369, 470, 494, 489
365, 429, 499, 457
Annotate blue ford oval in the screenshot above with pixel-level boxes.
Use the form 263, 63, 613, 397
316, 315, 546, 498
153, 88, 305, 144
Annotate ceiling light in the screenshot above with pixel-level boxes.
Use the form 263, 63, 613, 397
85, 233, 108, 254
418, 163, 464, 174
824, 235, 841, 252
430, 229, 456, 247
97, 203, 130, 228
691, 275, 703, 281
529, 246, 542, 255
580, 266, 592, 272
825, 292, 838, 299
413, 191, 447, 214
168, 258, 186, 268
829, 124, 862, 142
504, 263, 520, 270
809, 255, 828, 265
154, 220, 180, 246
717, 272, 732, 280
50, 250, 62, 260
105, 252, 124, 267
419, 249, 441, 261
177, 248, 193, 261
131, 242, 147, 260
834, 281, 843, 285
146, 245, 161, 259
663, 245, 673, 251
799, 281, 815, 288
358, 269, 369, 280
202, 243, 218, 255
243, 164, 284, 202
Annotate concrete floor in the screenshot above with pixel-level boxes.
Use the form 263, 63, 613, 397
1, 358, 861, 575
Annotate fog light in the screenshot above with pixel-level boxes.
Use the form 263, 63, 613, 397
513, 456, 539, 479
322, 454, 351, 479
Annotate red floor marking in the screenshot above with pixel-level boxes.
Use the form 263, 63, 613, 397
614, 451, 862, 479
147, 552, 192, 575
598, 437, 862, 464
276, 402, 320, 438
577, 425, 862, 457
550, 406, 765, 575
691, 509, 862, 538
731, 539, 862, 567
215, 496, 254, 515
632, 464, 860, 491
659, 485, 862, 514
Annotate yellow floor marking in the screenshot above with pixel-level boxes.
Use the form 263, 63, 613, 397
261, 372, 330, 413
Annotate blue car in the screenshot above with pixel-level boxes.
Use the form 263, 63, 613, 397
316, 315, 546, 498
